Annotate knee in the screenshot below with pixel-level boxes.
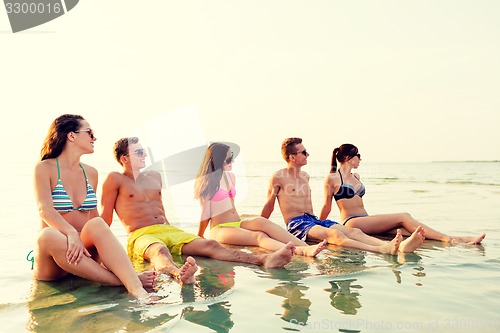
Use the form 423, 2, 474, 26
144, 243, 170, 261
37, 227, 64, 248
255, 217, 266, 223
400, 212, 413, 221
85, 217, 109, 230
82, 217, 111, 236
326, 228, 343, 241
196, 239, 225, 256
349, 227, 364, 237
203, 239, 222, 252
254, 231, 269, 242
250, 217, 270, 229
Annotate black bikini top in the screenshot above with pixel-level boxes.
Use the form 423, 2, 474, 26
333, 171, 366, 201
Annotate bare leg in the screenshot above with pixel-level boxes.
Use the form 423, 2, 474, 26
399, 226, 426, 253
242, 217, 326, 257
182, 239, 294, 268
308, 225, 402, 254
294, 240, 328, 257
451, 234, 486, 245
345, 213, 485, 244
138, 271, 157, 289
144, 243, 197, 285
212, 225, 324, 257
179, 257, 198, 284
35, 223, 149, 300
80, 218, 150, 300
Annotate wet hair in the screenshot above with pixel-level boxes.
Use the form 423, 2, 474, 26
113, 137, 140, 165
330, 144, 359, 173
194, 142, 230, 200
281, 137, 302, 162
40, 114, 85, 161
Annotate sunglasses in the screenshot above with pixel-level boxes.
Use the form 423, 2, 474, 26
292, 149, 307, 156
74, 128, 95, 140
126, 148, 146, 157
225, 152, 234, 164
349, 153, 361, 159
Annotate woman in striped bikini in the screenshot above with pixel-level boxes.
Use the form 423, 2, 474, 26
33, 114, 155, 302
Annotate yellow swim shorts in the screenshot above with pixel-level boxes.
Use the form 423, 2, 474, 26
127, 224, 199, 263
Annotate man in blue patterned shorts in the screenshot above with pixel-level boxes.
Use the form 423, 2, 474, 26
261, 137, 424, 254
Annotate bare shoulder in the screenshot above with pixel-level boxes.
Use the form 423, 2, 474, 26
271, 168, 288, 182
272, 168, 287, 178
300, 170, 310, 180
80, 163, 98, 177
34, 159, 54, 173
142, 170, 162, 181
325, 172, 340, 185
105, 171, 125, 182
143, 169, 161, 177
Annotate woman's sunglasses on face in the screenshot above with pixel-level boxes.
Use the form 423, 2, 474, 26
74, 128, 95, 140
225, 152, 234, 164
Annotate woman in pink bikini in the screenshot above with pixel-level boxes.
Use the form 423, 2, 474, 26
194, 142, 326, 257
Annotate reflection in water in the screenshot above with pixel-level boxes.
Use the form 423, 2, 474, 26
324, 279, 362, 315
26, 277, 177, 333
316, 250, 367, 276
180, 258, 236, 332
26, 258, 238, 333
384, 252, 424, 285
267, 282, 311, 324
182, 301, 234, 333
194, 261, 236, 300
262, 259, 312, 325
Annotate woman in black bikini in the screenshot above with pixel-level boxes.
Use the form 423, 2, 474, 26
319, 143, 485, 245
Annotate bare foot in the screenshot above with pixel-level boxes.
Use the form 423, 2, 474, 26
451, 233, 486, 245
136, 294, 165, 305
399, 226, 425, 253
263, 242, 295, 268
295, 240, 327, 257
178, 256, 198, 284
138, 271, 156, 289
381, 229, 402, 254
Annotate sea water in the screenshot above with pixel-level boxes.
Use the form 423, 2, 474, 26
0, 160, 499, 332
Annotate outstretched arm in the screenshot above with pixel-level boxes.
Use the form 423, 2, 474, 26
261, 174, 280, 219
100, 172, 120, 226
319, 178, 334, 220
198, 198, 211, 237
319, 174, 337, 220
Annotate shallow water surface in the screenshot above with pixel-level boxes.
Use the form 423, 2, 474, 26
1, 162, 499, 332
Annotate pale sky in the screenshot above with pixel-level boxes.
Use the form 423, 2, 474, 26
1, 0, 499, 176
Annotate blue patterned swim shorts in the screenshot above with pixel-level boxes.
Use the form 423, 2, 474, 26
286, 213, 338, 241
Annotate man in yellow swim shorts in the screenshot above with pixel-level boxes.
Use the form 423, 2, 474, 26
101, 137, 294, 286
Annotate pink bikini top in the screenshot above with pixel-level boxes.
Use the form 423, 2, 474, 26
210, 173, 236, 201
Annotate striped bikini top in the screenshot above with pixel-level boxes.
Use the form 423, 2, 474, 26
51, 158, 98, 213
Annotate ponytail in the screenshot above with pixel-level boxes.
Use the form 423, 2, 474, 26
330, 148, 339, 173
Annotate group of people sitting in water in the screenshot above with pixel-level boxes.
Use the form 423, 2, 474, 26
33, 114, 486, 303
